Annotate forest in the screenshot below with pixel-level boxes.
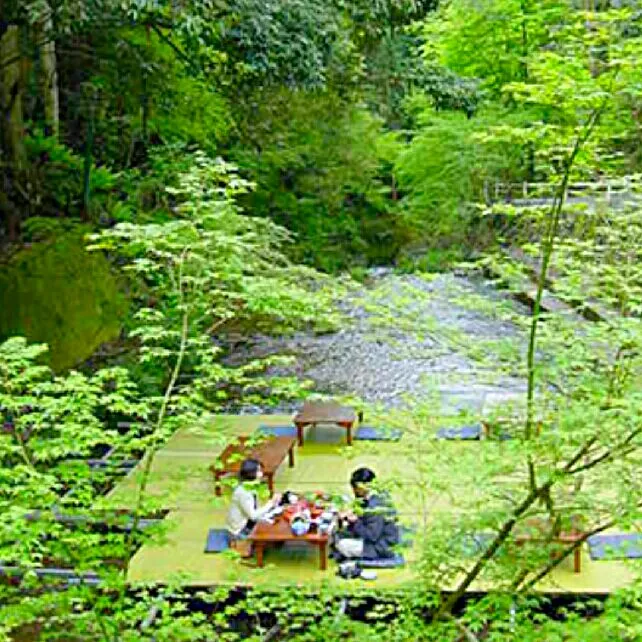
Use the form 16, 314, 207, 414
2, 0, 642, 640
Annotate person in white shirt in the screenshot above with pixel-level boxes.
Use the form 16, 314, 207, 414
226, 458, 281, 556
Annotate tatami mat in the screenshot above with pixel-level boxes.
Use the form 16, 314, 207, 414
111, 415, 638, 593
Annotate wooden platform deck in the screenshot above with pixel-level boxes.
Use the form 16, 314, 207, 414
102, 415, 636, 593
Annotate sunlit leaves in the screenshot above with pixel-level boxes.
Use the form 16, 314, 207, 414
92, 149, 343, 414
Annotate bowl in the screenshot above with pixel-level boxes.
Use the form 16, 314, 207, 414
291, 519, 310, 536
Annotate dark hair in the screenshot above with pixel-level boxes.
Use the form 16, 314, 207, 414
239, 458, 262, 482
350, 467, 376, 487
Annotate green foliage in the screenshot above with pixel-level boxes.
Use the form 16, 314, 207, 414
361, 34, 483, 126
86, 27, 232, 160
0, 336, 152, 640
23, 131, 118, 220
396, 246, 466, 272
0, 224, 127, 371
113, 144, 208, 221
7, 1, 642, 639
346, 0, 438, 41
547, 207, 642, 317
0, 152, 346, 641
3, 0, 471, 267
398, 3, 642, 253
420, 64, 482, 115
151, 74, 230, 149
346, 1, 481, 127
424, 0, 567, 93
216, 0, 353, 89
90, 150, 344, 406
231, 89, 407, 271
395, 105, 533, 244
498, 12, 642, 178
0, 336, 140, 472
356, 224, 642, 629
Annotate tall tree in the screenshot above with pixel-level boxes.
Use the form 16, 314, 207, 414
36, 2, 59, 137
0, 24, 26, 240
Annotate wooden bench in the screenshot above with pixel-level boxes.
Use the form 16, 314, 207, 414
210, 435, 296, 497
513, 517, 585, 573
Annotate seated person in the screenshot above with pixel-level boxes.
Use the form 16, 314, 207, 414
334, 467, 399, 560
226, 458, 281, 555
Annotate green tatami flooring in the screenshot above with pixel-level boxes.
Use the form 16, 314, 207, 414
104, 415, 636, 593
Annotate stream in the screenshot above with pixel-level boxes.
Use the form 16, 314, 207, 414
225, 270, 530, 416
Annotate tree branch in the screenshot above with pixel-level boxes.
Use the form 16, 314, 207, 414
567, 429, 642, 475
448, 614, 482, 642
525, 101, 608, 445
433, 430, 611, 621
518, 516, 617, 592
150, 24, 193, 67
121, 248, 191, 578
433, 484, 546, 621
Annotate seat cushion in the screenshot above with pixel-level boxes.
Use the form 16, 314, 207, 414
356, 554, 405, 568
257, 425, 297, 437
588, 534, 642, 560
204, 528, 230, 553
436, 424, 482, 440
355, 426, 403, 441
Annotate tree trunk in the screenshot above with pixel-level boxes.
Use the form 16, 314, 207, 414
0, 190, 20, 242
0, 24, 26, 241
38, 4, 60, 137
1, 25, 26, 169
81, 97, 95, 222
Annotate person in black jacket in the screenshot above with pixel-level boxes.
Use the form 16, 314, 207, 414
334, 467, 399, 560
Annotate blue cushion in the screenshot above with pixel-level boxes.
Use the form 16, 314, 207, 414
204, 528, 230, 553
257, 425, 297, 437
436, 424, 482, 440
588, 534, 642, 560
355, 426, 403, 441
357, 554, 405, 568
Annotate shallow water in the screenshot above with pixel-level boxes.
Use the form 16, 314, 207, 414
225, 272, 529, 415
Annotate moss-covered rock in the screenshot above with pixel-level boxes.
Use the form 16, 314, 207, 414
0, 231, 127, 371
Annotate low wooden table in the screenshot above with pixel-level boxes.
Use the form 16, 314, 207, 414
249, 518, 330, 570
514, 519, 585, 573
293, 401, 357, 446
210, 435, 296, 497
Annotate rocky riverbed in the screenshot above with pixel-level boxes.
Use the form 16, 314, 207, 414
225, 270, 530, 416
